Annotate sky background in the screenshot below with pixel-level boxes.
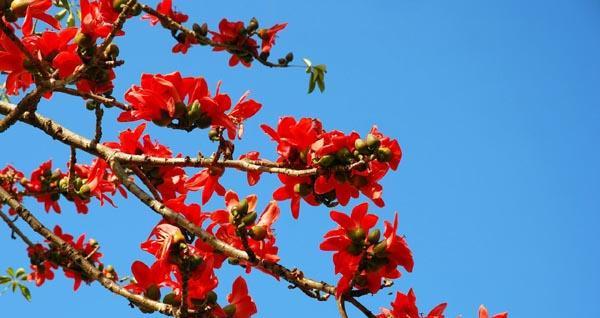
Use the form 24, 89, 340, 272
2, 0, 600, 317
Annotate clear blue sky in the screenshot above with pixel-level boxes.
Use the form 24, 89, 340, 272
2, 0, 600, 317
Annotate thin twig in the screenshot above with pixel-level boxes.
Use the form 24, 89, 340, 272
68, 146, 77, 195
0, 209, 34, 247
130, 166, 161, 201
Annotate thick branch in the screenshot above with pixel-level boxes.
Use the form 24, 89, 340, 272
0, 187, 176, 316
0, 87, 44, 133
0, 100, 318, 177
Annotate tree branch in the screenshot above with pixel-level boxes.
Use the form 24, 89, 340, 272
0, 209, 34, 247
0, 186, 176, 316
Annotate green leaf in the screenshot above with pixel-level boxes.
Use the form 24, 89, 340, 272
15, 268, 26, 279
0, 276, 11, 285
6, 267, 14, 278
316, 77, 325, 92
308, 71, 317, 94
19, 285, 31, 301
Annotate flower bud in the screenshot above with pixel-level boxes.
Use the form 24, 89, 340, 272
50, 192, 60, 201
236, 198, 249, 215
162, 293, 179, 306
346, 243, 363, 256
376, 147, 393, 162
172, 229, 186, 245
285, 52, 294, 62
366, 133, 381, 150
241, 211, 257, 225
208, 128, 220, 141
205, 290, 218, 304
367, 229, 381, 245
187, 100, 202, 121
74, 32, 93, 48
223, 304, 237, 317
88, 238, 98, 246
293, 183, 311, 197
354, 138, 370, 155
317, 155, 335, 167
112, 0, 126, 10
188, 254, 203, 270
79, 184, 91, 195
144, 284, 161, 301
104, 43, 119, 59
373, 240, 387, 256
278, 58, 287, 65
10, 0, 31, 17
336, 147, 352, 164
227, 257, 240, 265
347, 227, 366, 242
130, 3, 142, 16
247, 17, 259, 33
249, 225, 267, 240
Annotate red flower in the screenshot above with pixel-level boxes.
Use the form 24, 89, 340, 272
0, 165, 25, 215
28, 28, 82, 79
164, 195, 207, 227
377, 289, 419, 318
26, 244, 56, 287
125, 261, 167, 294
186, 167, 226, 205
257, 23, 287, 53
12, 0, 61, 35
261, 116, 323, 160
479, 305, 508, 318
226, 277, 257, 318
80, 0, 121, 41
143, 0, 188, 25
272, 174, 319, 219
119, 72, 261, 138
210, 19, 258, 67
141, 223, 186, 263
239, 151, 261, 186
377, 289, 446, 318
207, 191, 280, 267
0, 33, 33, 95
24, 160, 62, 213
168, 255, 218, 305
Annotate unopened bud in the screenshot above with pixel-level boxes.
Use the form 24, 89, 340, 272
367, 229, 381, 245
10, 0, 31, 17
317, 155, 335, 167
293, 183, 311, 197
285, 52, 294, 62
373, 240, 387, 256
249, 225, 267, 240
206, 290, 218, 304
241, 211, 257, 225
376, 147, 393, 162
347, 227, 366, 242
162, 293, 179, 306
354, 138, 370, 155
366, 133, 381, 150
208, 128, 220, 141
236, 198, 249, 215
144, 285, 161, 301
247, 17, 259, 33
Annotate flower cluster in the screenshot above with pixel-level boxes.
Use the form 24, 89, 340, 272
118, 72, 261, 138
0, 159, 123, 215
28, 226, 105, 291
320, 203, 413, 297
0, 165, 25, 214
261, 117, 402, 218
128, 223, 258, 317
206, 190, 280, 268
105, 123, 188, 200
210, 18, 287, 67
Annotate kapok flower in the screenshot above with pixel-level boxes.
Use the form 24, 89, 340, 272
257, 23, 287, 53
224, 277, 257, 318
